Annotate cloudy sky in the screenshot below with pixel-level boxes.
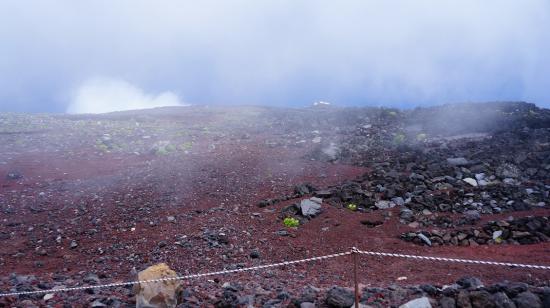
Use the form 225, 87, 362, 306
1, 0, 549, 113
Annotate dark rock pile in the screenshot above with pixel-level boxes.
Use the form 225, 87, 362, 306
333, 102, 550, 166
401, 216, 550, 247
2, 275, 548, 307
301, 156, 547, 217
5, 171, 23, 180
185, 277, 550, 307
260, 103, 549, 229
301, 102, 550, 228
356, 277, 550, 308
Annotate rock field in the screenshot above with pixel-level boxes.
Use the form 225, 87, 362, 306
0, 102, 549, 307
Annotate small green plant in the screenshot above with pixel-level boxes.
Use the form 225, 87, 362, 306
382, 109, 398, 117
165, 144, 176, 152
416, 133, 427, 142
95, 142, 110, 153
179, 141, 193, 151
347, 203, 357, 211
393, 133, 406, 144
283, 217, 300, 228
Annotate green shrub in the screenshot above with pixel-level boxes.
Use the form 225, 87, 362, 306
179, 141, 193, 151
416, 133, 427, 141
283, 217, 300, 228
165, 144, 176, 152
156, 148, 168, 155
96, 143, 110, 152
393, 133, 406, 144
347, 203, 357, 211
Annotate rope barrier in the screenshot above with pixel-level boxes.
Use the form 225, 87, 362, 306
0, 250, 352, 297
353, 248, 550, 270
1, 247, 548, 298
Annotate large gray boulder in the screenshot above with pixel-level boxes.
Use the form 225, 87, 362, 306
300, 199, 322, 217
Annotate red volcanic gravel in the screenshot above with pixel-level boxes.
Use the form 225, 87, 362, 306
1, 104, 549, 306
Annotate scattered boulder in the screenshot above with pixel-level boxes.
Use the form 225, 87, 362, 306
91, 300, 107, 307
150, 140, 176, 155
456, 290, 472, 308
497, 164, 521, 179
133, 263, 183, 308
315, 190, 333, 198
439, 296, 456, 308
326, 286, 355, 308
469, 290, 495, 308
392, 197, 406, 206
83, 273, 101, 285
321, 143, 341, 161
463, 178, 478, 187
400, 208, 414, 222
295, 183, 316, 196
249, 250, 260, 259
70, 240, 78, 249
399, 297, 432, 308
492, 230, 503, 240
258, 199, 275, 208
491, 292, 516, 308
360, 220, 383, 228
417, 233, 432, 246
463, 210, 481, 223
457, 277, 483, 289
6, 171, 23, 180
300, 199, 322, 217
513, 291, 541, 308
375, 200, 395, 209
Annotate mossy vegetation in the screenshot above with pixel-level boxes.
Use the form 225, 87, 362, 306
283, 217, 300, 228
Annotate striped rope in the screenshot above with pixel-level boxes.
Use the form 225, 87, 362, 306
1, 248, 549, 298
0, 250, 352, 297
354, 248, 550, 270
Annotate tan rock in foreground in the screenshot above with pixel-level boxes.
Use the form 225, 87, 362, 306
133, 263, 182, 308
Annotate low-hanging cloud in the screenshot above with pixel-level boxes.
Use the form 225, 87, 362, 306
1, 0, 550, 112
67, 77, 185, 114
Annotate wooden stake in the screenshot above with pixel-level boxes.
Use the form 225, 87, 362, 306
353, 249, 359, 308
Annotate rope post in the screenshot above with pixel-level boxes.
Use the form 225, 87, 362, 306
351, 247, 360, 308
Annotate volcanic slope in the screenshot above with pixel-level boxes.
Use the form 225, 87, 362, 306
0, 102, 549, 306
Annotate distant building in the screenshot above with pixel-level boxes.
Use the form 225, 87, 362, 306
313, 101, 331, 107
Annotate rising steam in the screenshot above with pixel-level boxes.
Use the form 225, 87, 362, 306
67, 77, 186, 114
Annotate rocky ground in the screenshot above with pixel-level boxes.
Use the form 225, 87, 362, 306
0, 102, 549, 307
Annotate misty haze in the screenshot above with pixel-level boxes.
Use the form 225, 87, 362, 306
1, 1, 549, 307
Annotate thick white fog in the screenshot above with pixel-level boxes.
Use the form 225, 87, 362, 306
0, 0, 549, 112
